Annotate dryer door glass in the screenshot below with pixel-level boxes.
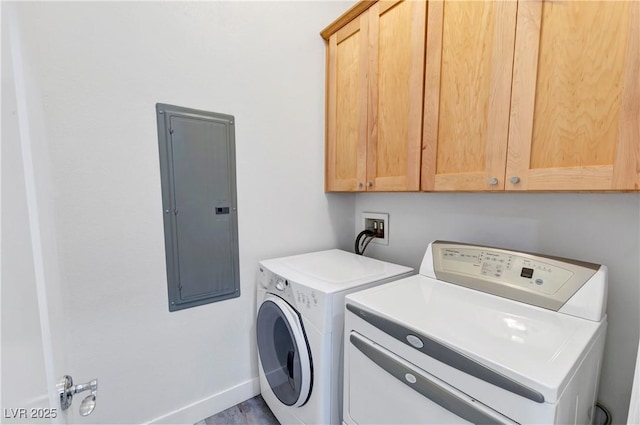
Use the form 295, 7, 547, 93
257, 297, 312, 407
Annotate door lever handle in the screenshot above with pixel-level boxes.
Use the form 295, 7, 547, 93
58, 375, 98, 416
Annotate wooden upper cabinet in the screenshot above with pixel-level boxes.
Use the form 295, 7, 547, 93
324, 0, 426, 192
507, 0, 640, 191
367, 1, 426, 191
324, 0, 638, 193
422, 0, 518, 191
326, 14, 368, 192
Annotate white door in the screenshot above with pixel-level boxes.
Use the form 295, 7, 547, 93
2, 6, 91, 423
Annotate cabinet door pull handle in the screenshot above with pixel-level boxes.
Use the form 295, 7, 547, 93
366, 181, 373, 187
510, 176, 521, 184
488, 177, 499, 185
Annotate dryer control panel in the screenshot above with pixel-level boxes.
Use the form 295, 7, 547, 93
425, 241, 602, 313
438, 247, 576, 295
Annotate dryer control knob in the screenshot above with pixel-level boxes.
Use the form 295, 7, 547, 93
275, 279, 285, 291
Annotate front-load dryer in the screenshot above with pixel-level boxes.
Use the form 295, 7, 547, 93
343, 241, 608, 425
256, 249, 412, 425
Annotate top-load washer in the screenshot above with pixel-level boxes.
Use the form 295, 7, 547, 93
343, 241, 608, 425
256, 249, 413, 425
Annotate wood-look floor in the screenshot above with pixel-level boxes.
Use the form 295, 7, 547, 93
195, 395, 280, 425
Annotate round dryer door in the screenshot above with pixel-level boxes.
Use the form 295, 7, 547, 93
257, 294, 312, 407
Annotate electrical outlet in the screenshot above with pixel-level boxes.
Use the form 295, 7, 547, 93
361, 212, 389, 245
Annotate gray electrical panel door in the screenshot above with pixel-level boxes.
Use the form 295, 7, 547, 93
156, 104, 240, 311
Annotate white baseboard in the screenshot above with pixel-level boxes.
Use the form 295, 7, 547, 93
628, 340, 640, 425
146, 378, 260, 425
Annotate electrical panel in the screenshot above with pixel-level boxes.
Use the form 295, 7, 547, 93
156, 103, 240, 311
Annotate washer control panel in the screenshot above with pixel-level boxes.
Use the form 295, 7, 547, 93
430, 241, 601, 311
294, 286, 319, 310
259, 267, 322, 313
266, 272, 296, 304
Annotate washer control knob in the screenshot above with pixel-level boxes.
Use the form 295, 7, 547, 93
275, 278, 285, 291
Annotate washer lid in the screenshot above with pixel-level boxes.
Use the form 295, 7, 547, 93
259, 250, 413, 294
346, 275, 605, 403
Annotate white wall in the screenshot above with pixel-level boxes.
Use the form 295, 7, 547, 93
8, 2, 354, 423
356, 192, 640, 424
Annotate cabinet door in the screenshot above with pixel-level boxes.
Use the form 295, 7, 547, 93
367, 0, 426, 191
422, 0, 517, 191
326, 14, 369, 192
507, 0, 640, 191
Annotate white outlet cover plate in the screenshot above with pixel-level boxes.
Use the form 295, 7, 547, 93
360, 212, 389, 245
